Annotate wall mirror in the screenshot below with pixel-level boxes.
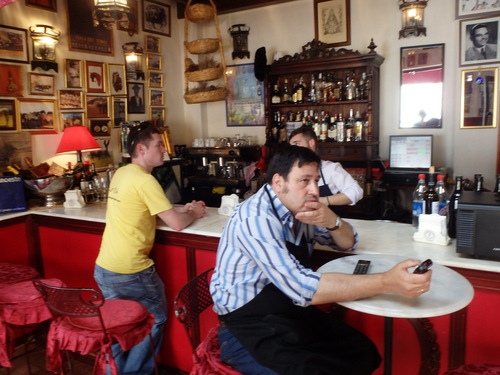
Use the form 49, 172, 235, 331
400, 44, 444, 128
460, 67, 498, 128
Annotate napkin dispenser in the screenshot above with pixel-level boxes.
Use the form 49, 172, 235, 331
64, 189, 86, 209
413, 214, 450, 246
218, 194, 239, 216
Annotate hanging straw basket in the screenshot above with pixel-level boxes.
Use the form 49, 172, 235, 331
186, 3, 214, 23
184, 87, 228, 104
186, 67, 223, 82
185, 38, 220, 54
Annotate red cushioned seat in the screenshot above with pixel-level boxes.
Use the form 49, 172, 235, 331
445, 364, 500, 375
33, 279, 158, 375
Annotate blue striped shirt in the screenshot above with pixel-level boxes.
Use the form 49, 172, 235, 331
210, 184, 358, 315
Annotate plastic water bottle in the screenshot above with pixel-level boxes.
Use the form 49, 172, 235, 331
412, 174, 427, 226
435, 174, 448, 216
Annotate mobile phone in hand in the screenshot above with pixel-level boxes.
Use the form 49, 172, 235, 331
413, 259, 433, 274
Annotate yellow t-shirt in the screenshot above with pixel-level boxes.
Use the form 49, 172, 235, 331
96, 164, 172, 273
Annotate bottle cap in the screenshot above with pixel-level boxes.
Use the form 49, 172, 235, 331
418, 174, 426, 179
437, 174, 445, 180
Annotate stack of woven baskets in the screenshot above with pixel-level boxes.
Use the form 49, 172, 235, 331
184, 0, 228, 104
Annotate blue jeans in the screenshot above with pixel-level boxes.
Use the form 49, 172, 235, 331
94, 264, 167, 375
218, 326, 278, 375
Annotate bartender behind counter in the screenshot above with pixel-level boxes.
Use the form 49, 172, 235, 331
210, 145, 431, 375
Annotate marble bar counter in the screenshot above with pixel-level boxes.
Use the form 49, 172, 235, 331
2, 204, 500, 274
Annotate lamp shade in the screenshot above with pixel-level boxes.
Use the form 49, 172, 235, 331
56, 126, 101, 154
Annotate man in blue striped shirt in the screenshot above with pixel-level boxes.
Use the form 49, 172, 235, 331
210, 145, 432, 374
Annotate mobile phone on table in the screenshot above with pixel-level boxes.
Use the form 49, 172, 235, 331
413, 259, 433, 274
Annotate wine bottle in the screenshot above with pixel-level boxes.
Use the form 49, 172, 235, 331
424, 173, 438, 214
271, 84, 281, 104
447, 176, 462, 238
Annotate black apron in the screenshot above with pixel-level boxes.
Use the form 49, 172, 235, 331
218, 188, 380, 375
319, 166, 345, 217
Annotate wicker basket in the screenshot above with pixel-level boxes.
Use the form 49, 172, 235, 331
184, 87, 228, 104
186, 38, 219, 54
186, 67, 223, 82
186, 3, 214, 23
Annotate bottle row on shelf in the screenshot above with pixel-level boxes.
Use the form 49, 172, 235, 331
268, 109, 372, 144
271, 70, 371, 105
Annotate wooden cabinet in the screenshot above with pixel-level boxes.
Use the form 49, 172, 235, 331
265, 39, 384, 218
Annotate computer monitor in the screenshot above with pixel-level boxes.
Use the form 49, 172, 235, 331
388, 135, 433, 170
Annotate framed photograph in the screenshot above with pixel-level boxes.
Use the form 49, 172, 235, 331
18, 99, 56, 132
0, 99, 17, 131
314, 0, 351, 47
112, 96, 127, 127
58, 90, 83, 109
26, 0, 57, 11
150, 107, 165, 121
150, 90, 164, 106
64, 59, 83, 88
66, 0, 113, 55
142, 0, 171, 37
460, 16, 500, 66
146, 53, 162, 70
108, 64, 127, 96
85, 61, 106, 93
456, 0, 500, 19
225, 64, 265, 127
88, 119, 111, 137
60, 112, 84, 129
145, 35, 160, 53
460, 67, 498, 128
0, 25, 29, 64
29, 73, 55, 96
127, 82, 145, 113
148, 72, 163, 88
86, 95, 110, 118
0, 63, 23, 96
117, 0, 138, 35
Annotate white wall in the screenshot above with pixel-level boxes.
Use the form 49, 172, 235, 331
1, 0, 498, 189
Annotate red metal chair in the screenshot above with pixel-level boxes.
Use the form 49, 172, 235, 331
174, 268, 240, 374
33, 279, 159, 375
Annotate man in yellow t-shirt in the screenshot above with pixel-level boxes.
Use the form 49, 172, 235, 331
94, 123, 206, 375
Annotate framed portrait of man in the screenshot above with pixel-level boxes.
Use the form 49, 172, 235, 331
460, 16, 500, 66
127, 82, 145, 114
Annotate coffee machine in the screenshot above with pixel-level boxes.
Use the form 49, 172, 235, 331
182, 145, 261, 207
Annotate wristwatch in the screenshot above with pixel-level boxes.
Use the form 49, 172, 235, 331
326, 216, 342, 231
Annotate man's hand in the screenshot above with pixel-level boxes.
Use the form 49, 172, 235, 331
295, 200, 336, 228
382, 259, 432, 298
185, 200, 207, 219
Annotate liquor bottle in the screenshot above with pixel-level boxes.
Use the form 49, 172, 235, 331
271, 84, 281, 104
358, 72, 368, 100
316, 73, 324, 103
294, 76, 305, 104
354, 110, 363, 141
334, 77, 344, 101
435, 174, 448, 216
312, 111, 321, 138
447, 176, 463, 238
412, 174, 428, 226
474, 174, 484, 192
345, 109, 355, 142
424, 173, 438, 214
336, 113, 345, 142
309, 74, 317, 103
324, 73, 333, 102
327, 114, 337, 142
271, 111, 280, 142
319, 111, 328, 142
345, 72, 356, 100
279, 115, 288, 143
282, 79, 292, 103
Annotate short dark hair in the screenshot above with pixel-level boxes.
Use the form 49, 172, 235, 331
289, 126, 317, 142
267, 145, 321, 184
127, 122, 161, 158
471, 23, 488, 37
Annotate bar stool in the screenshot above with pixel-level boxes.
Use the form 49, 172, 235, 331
0, 278, 64, 373
444, 364, 500, 374
0, 263, 39, 285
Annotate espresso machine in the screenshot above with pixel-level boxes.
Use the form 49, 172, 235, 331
182, 145, 261, 207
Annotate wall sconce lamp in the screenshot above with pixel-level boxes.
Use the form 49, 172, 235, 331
29, 24, 60, 72
229, 24, 250, 59
399, 0, 428, 39
123, 42, 144, 80
93, 0, 132, 30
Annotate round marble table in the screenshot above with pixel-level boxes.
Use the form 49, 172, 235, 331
317, 254, 475, 375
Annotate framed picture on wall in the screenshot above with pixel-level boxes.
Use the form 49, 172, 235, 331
0, 25, 29, 64
142, 0, 171, 37
29, 73, 55, 96
64, 59, 83, 88
117, 0, 138, 35
86, 95, 110, 118
148, 72, 163, 88
145, 35, 160, 53
26, 0, 57, 11
88, 119, 111, 137
108, 64, 127, 96
0, 64, 23, 96
146, 54, 162, 70
112, 96, 127, 127
456, 0, 500, 19
127, 82, 145, 113
18, 99, 57, 132
60, 112, 84, 129
59, 90, 83, 109
0, 99, 17, 131
150, 107, 165, 121
150, 90, 164, 106
314, 0, 351, 47
460, 16, 500, 66
86, 61, 106, 93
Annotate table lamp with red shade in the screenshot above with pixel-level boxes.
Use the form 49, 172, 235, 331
56, 125, 101, 166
